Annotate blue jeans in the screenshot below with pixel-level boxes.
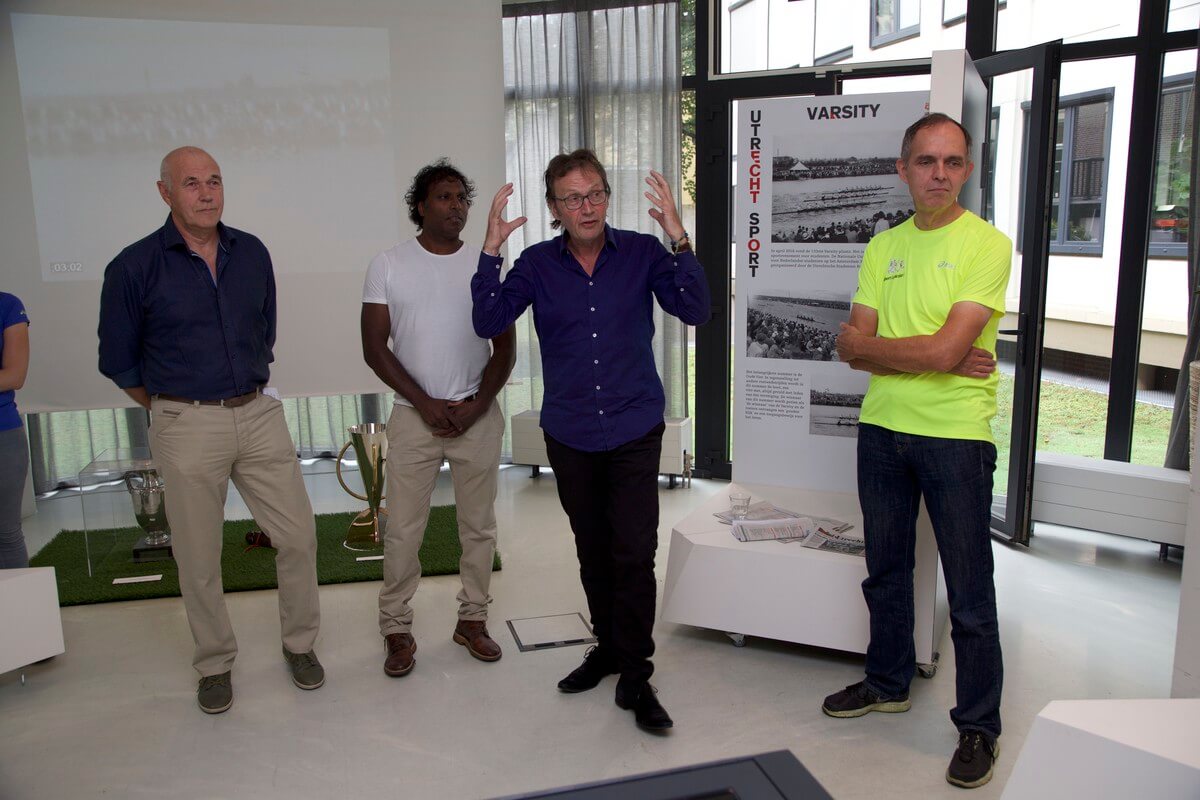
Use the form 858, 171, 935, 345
857, 423, 1003, 739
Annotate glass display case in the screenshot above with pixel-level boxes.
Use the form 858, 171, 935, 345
77, 447, 174, 576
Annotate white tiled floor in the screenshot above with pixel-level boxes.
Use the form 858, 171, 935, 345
0, 465, 1183, 799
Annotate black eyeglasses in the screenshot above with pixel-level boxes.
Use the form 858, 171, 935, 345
554, 188, 610, 211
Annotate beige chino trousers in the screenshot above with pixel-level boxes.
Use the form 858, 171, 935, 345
149, 394, 320, 677
378, 401, 503, 635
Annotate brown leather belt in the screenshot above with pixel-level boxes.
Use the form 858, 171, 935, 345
155, 389, 261, 408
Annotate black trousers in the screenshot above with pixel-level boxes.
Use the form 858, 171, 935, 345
544, 422, 665, 684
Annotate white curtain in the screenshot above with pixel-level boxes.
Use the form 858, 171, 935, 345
500, 0, 688, 422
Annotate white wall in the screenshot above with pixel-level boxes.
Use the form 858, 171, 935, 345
1, 0, 506, 413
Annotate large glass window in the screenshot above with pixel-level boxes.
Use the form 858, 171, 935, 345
998, 0, 1139, 50
871, 0, 920, 47
814, 0, 853, 65
1136, 52, 1197, 466
943, 0, 1005, 26
722, 0, 809, 74
683, 0, 697, 76
1169, 0, 1200, 33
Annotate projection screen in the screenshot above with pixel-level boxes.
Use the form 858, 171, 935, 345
0, 0, 505, 412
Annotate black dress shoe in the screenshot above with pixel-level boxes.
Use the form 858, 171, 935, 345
615, 681, 674, 732
557, 646, 618, 693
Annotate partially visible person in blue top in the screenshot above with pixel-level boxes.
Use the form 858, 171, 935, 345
472, 149, 710, 734
0, 292, 31, 569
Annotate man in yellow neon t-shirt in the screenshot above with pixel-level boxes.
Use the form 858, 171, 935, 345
824, 113, 1012, 790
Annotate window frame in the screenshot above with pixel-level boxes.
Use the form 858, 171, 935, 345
870, 0, 921, 48
1148, 72, 1195, 259
1021, 87, 1115, 257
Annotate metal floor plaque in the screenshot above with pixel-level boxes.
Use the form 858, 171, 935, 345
506, 613, 596, 652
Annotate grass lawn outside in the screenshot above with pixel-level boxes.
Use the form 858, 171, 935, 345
991, 373, 1175, 488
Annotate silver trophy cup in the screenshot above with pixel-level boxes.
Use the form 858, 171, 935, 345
123, 469, 172, 560
335, 423, 388, 551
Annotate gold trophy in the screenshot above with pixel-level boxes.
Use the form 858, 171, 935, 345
335, 423, 388, 551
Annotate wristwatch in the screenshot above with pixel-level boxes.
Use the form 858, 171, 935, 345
670, 231, 691, 254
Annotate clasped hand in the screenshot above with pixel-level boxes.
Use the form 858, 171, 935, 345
416, 396, 484, 438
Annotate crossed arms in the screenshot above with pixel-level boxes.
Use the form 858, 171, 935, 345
835, 301, 996, 378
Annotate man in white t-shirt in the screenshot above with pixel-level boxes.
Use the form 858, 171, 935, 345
361, 159, 515, 677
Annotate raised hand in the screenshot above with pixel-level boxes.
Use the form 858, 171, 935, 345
644, 170, 685, 241
483, 183, 528, 255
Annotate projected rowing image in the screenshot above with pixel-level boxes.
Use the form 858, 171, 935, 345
11, 13, 400, 282
746, 289, 850, 362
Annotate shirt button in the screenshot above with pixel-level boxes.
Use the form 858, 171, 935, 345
588, 281, 593, 286
490, 292, 495, 297
679, 287, 684, 292
592, 333, 597, 338
595, 385, 600, 390
593, 359, 599, 364
598, 410, 604, 415
590, 307, 595, 311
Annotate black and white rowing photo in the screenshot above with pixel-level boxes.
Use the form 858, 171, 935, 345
809, 374, 865, 439
770, 130, 914, 245
746, 289, 850, 361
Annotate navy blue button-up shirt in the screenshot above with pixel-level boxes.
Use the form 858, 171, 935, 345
98, 215, 276, 401
472, 225, 710, 452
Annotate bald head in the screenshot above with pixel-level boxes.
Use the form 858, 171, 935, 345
157, 146, 224, 235
159, 146, 217, 189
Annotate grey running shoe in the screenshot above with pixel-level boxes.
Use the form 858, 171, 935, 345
197, 671, 233, 714
821, 680, 911, 718
282, 647, 325, 690
946, 731, 998, 789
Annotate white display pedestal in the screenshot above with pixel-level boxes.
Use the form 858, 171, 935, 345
1000, 699, 1200, 799
661, 482, 947, 665
0, 567, 65, 674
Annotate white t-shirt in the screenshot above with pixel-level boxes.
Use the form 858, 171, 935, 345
362, 238, 491, 407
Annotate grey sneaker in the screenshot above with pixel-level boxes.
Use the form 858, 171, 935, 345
282, 647, 325, 690
197, 671, 233, 714
821, 680, 911, 718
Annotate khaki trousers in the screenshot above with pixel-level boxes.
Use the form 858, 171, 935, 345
379, 401, 503, 635
149, 394, 320, 677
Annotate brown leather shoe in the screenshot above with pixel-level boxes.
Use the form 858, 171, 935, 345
383, 632, 416, 677
452, 620, 502, 662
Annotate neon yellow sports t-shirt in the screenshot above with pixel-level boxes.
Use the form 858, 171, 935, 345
852, 211, 1012, 442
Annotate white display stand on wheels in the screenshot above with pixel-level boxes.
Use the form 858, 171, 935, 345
661, 482, 948, 668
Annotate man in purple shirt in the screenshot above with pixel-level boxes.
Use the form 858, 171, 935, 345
472, 149, 710, 733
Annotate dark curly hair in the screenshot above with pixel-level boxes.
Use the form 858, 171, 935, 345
405, 159, 476, 229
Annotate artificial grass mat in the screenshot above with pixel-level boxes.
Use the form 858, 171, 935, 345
30, 506, 500, 607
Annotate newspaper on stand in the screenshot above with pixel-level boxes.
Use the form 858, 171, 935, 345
713, 500, 802, 525
729, 513, 864, 556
